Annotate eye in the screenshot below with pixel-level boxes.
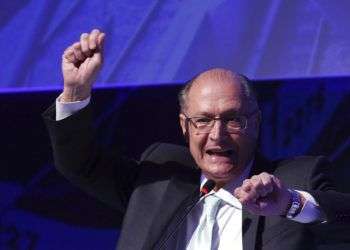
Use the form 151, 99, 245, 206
193, 117, 212, 126
225, 116, 243, 127
226, 116, 241, 122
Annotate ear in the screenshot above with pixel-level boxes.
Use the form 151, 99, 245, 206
179, 113, 187, 136
179, 113, 189, 142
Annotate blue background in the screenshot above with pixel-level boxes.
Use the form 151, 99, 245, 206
2, 0, 350, 90
1, 1, 350, 249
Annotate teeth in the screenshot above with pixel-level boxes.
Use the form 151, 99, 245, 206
207, 149, 233, 155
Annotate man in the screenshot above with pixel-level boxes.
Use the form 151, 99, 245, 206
44, 29, 350, 249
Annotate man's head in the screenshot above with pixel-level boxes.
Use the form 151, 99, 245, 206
179, 68, 261, 187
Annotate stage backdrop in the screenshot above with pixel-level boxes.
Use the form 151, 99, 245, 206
1, 78, 349, 249
2, 0, 350, 90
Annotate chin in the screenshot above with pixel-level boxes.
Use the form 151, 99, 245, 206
204, 163, 238, 182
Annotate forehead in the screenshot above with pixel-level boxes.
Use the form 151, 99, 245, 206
186, 76, 245, 115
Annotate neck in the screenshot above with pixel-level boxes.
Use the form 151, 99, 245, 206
214, 182, 226, 191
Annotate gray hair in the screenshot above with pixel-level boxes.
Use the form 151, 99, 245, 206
178, 70, 258, 113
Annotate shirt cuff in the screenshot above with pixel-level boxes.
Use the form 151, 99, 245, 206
56, 94, 91, 121
291, 190, 325, 223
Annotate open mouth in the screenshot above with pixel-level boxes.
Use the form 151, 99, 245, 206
206, 149, 234, 157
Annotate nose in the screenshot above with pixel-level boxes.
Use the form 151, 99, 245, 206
209, 120, 229, 141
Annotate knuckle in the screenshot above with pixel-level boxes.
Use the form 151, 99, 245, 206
251, 175, 262, 184
73, 49, 81, 57
242, 183, 251, 191
243, 179, 251, 185
65, 53, 74, 61
251, 175, 259, 180
80, 33, 89, 39
73, 42, 81, 49
63, 48, 72, 56
89, 34, 97, 41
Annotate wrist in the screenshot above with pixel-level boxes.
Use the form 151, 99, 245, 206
61, 86, 91, 102
281, 189, 304, 219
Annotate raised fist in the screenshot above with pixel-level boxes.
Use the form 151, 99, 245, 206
234, 172, 295, 216
61, 29, 105, 102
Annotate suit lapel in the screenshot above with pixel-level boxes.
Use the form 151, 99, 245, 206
147, 168, 200, 250
242, 209, 260, 250
242, 153, 274, 250
141, 153, 275, 250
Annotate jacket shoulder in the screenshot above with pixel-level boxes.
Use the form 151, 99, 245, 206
272, 155, 329, 189
140, 142, 197, 170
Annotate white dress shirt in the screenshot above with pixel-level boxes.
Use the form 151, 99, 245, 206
175, 161, 322, 250
55, 95, 324, 249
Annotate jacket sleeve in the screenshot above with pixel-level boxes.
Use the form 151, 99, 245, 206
306, 157, 350, 223
42, 103, 139, 213
306, 156, 350, 243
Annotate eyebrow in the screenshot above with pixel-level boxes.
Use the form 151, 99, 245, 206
191, 110, 241, 117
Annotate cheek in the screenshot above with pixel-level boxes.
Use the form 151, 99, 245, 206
234, 135, 257, 163
228, 131, 256, 153
188, 133, 207, 158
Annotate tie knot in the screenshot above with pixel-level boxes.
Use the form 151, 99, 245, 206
203, 195, 221, 221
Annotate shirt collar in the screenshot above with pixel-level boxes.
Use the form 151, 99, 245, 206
200, 159, 254, 209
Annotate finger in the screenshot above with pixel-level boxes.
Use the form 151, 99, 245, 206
91, 42, 103, 66
235, 186, 258, 205
63, 46, 78, 64
97, 32, 105, 50
250, 175, 268, 197
234, 187, 241, 198
91, 32, 105, 66
89, 29, 100, 50
72, 42, 85, 61
241, 179, 259, 202
242, 179, 253, 192
234, 187, 248, 204
235, 187, 261, 214
259, 173, 274, 195
80, 33, 91, 57
251, 173, 274, 197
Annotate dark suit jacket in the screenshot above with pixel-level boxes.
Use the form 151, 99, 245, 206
43, 104, 350, 250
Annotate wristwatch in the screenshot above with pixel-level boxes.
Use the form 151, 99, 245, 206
285, 189, 302, 219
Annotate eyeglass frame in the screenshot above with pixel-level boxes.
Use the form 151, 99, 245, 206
182, 109, 259, 134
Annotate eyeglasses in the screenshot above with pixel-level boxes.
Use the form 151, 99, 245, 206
183, 110, 258, 134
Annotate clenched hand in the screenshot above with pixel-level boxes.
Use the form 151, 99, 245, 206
61, 29, 105, 102
234, 172, 295, 216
